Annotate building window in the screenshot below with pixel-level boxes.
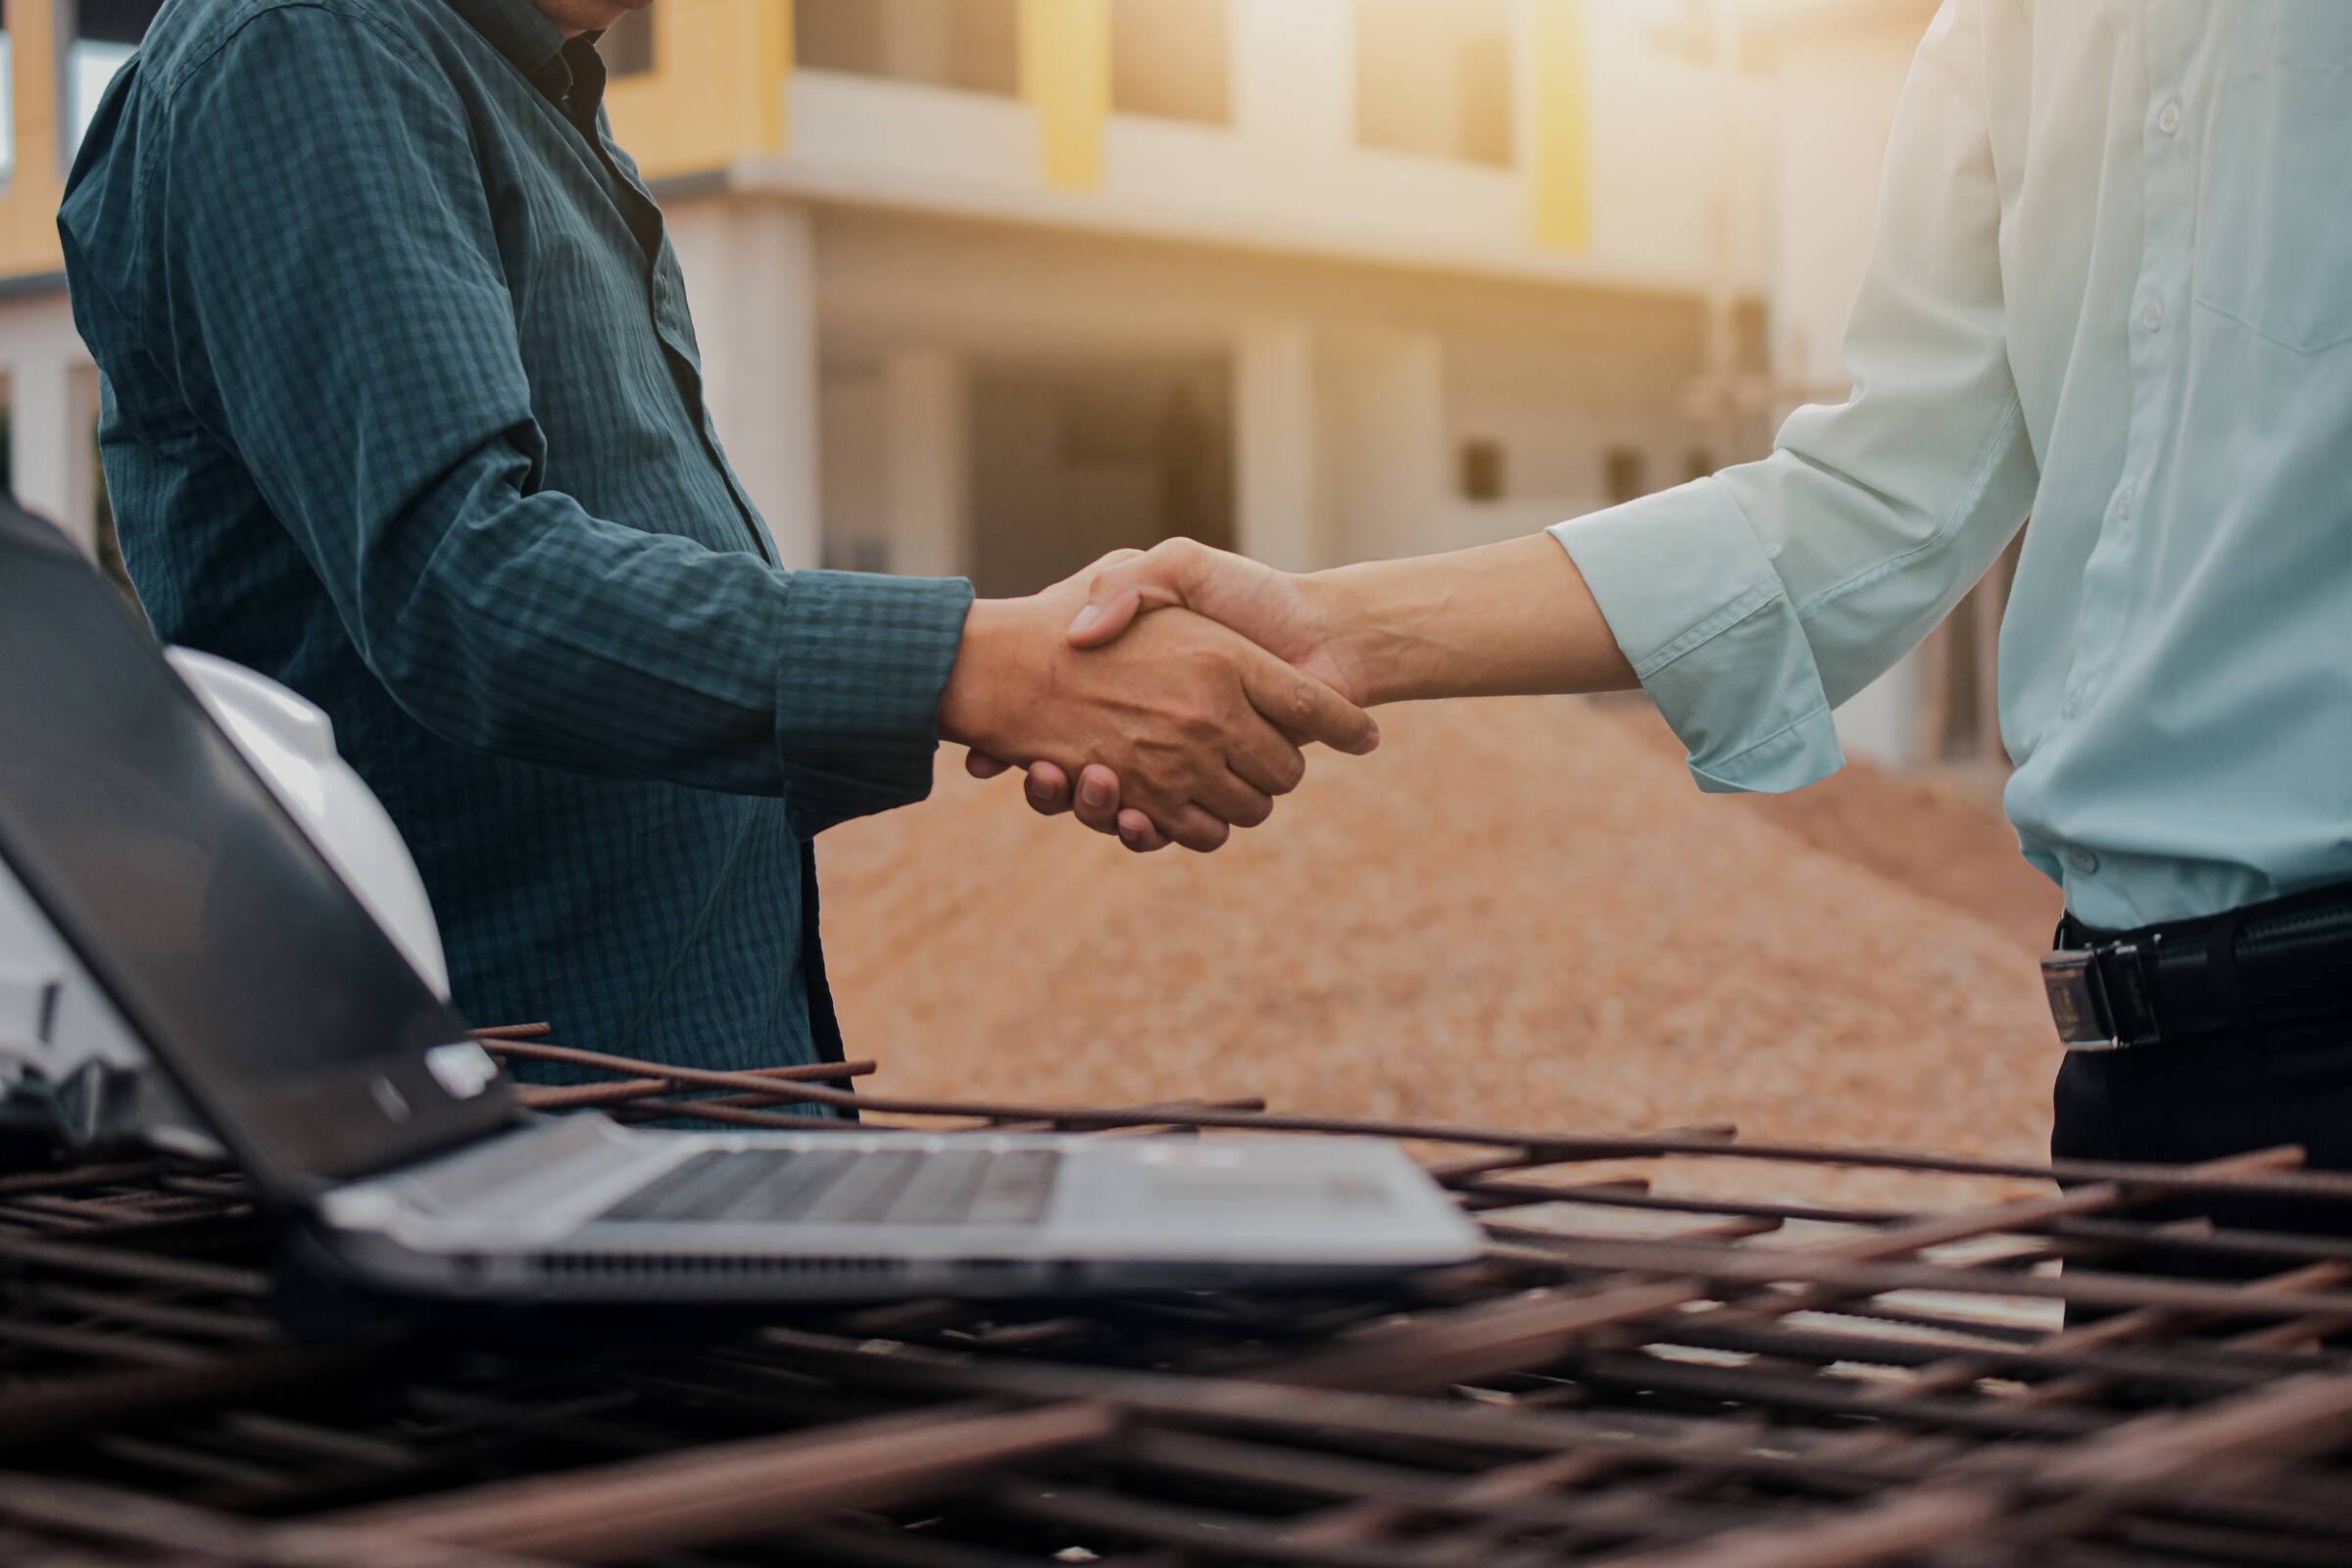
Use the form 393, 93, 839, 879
971, 359, 1232, 598
795, 0, 1019, 97
597, 5, 656, 78
1603, 446, 1647, 505
1459, 439, 1504, 502
1356, 0, 1513, 167
66, 0, 162, 162
1111, 0, 1227, 124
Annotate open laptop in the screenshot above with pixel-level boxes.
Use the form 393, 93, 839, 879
0, 504, 1479, 1301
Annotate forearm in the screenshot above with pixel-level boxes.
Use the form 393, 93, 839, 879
1304, 534, 1637, 707
349, 439, 969, 810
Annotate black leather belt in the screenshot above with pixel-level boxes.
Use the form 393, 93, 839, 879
2042, 880, 2352, 1050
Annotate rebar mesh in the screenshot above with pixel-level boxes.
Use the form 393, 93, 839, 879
2, 1026, 2350, 1567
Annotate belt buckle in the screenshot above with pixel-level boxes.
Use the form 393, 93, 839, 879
2041, 943, 2159, 1051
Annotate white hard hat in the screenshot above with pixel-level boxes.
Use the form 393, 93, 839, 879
164, 649, 452, 1000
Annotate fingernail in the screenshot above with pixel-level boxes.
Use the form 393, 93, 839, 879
1066, 604, 1101, 637
1080, 776, 1111, 808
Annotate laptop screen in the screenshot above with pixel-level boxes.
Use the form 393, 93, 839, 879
0, 504, 514, 1200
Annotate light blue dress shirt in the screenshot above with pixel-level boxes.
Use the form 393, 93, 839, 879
1554, 0, 2352, 933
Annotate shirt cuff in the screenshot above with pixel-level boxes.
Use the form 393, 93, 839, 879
1550, 480, 1844, 795
770, 568, 976, 837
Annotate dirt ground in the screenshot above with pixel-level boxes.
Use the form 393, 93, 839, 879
1599, 696, 2063, 957
818, 696, 2068, 1206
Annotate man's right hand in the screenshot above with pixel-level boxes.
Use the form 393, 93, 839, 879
1008, 533, 1639, 843
938, 566, 1378, 853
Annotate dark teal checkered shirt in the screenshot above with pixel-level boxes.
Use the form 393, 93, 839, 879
57, 0, 975, 1087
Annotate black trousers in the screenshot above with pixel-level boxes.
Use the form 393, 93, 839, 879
2052, 1012, 2352, 1282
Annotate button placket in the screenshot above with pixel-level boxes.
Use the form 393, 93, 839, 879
2067, 60, 2197, 739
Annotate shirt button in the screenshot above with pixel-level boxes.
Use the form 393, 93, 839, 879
2063, 687, 2082, 717
2159, 102, 2180, 135
2117, 486, 2132, 518
2143, 300, 2164, 332
2068, 847, 2100, 874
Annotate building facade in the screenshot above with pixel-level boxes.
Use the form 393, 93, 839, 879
0, 0, 2002, 774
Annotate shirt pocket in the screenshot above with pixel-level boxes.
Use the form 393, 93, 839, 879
2193, 11, 2352, 354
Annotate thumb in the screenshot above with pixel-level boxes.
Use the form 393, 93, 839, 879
1065, 583, 1145, 648
1065, 539, 1214, 648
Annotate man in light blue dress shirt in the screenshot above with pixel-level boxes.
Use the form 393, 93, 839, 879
1018, 1, 2352, 1270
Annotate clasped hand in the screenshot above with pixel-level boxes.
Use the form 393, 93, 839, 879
955, 531, 1634, 849
940, 547, 1373, 853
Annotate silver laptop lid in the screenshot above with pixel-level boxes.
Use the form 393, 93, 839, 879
0, 501, 514, 1203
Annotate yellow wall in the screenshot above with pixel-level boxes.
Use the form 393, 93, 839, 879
0, 1, 70, 280
1530, 0, 1593, 252
1019, 0, 1110, 192
603, 0, 792, 182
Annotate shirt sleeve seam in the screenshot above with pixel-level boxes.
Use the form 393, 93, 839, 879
1631, 576, 1784, 680
1788, 392, 2030, 621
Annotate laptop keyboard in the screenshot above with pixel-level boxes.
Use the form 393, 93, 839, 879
594, 1149, 1062, 1227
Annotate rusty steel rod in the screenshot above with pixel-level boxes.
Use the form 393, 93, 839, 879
474, 1038, 2352, 1203
0, 1473, 563, 1568
328, 1400, 1120, 1563
512, 1058, 880, 1110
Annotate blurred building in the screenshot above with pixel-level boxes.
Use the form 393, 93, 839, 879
0, 0, 1999, 773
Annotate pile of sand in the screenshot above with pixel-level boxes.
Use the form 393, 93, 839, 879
818, 696, 2066, 1204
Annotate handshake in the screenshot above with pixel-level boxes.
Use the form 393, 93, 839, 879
937, 533, 1637, 852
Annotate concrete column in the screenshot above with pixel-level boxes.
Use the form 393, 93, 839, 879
882, 350, 968, 579
1234, 320, 1320, 571
10, 351, 87, 553
1323, 327, 1446, 565
669, 195, 823, 570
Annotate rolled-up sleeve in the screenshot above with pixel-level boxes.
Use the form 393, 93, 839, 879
1554, 479, 1843, 793
1552, 0, 2037, 794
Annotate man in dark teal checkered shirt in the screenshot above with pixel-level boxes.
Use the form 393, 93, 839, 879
57, 0, 1374, 1092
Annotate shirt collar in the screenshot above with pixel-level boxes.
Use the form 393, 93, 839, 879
443, 0, 609, 127
443, 0, 569, 80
